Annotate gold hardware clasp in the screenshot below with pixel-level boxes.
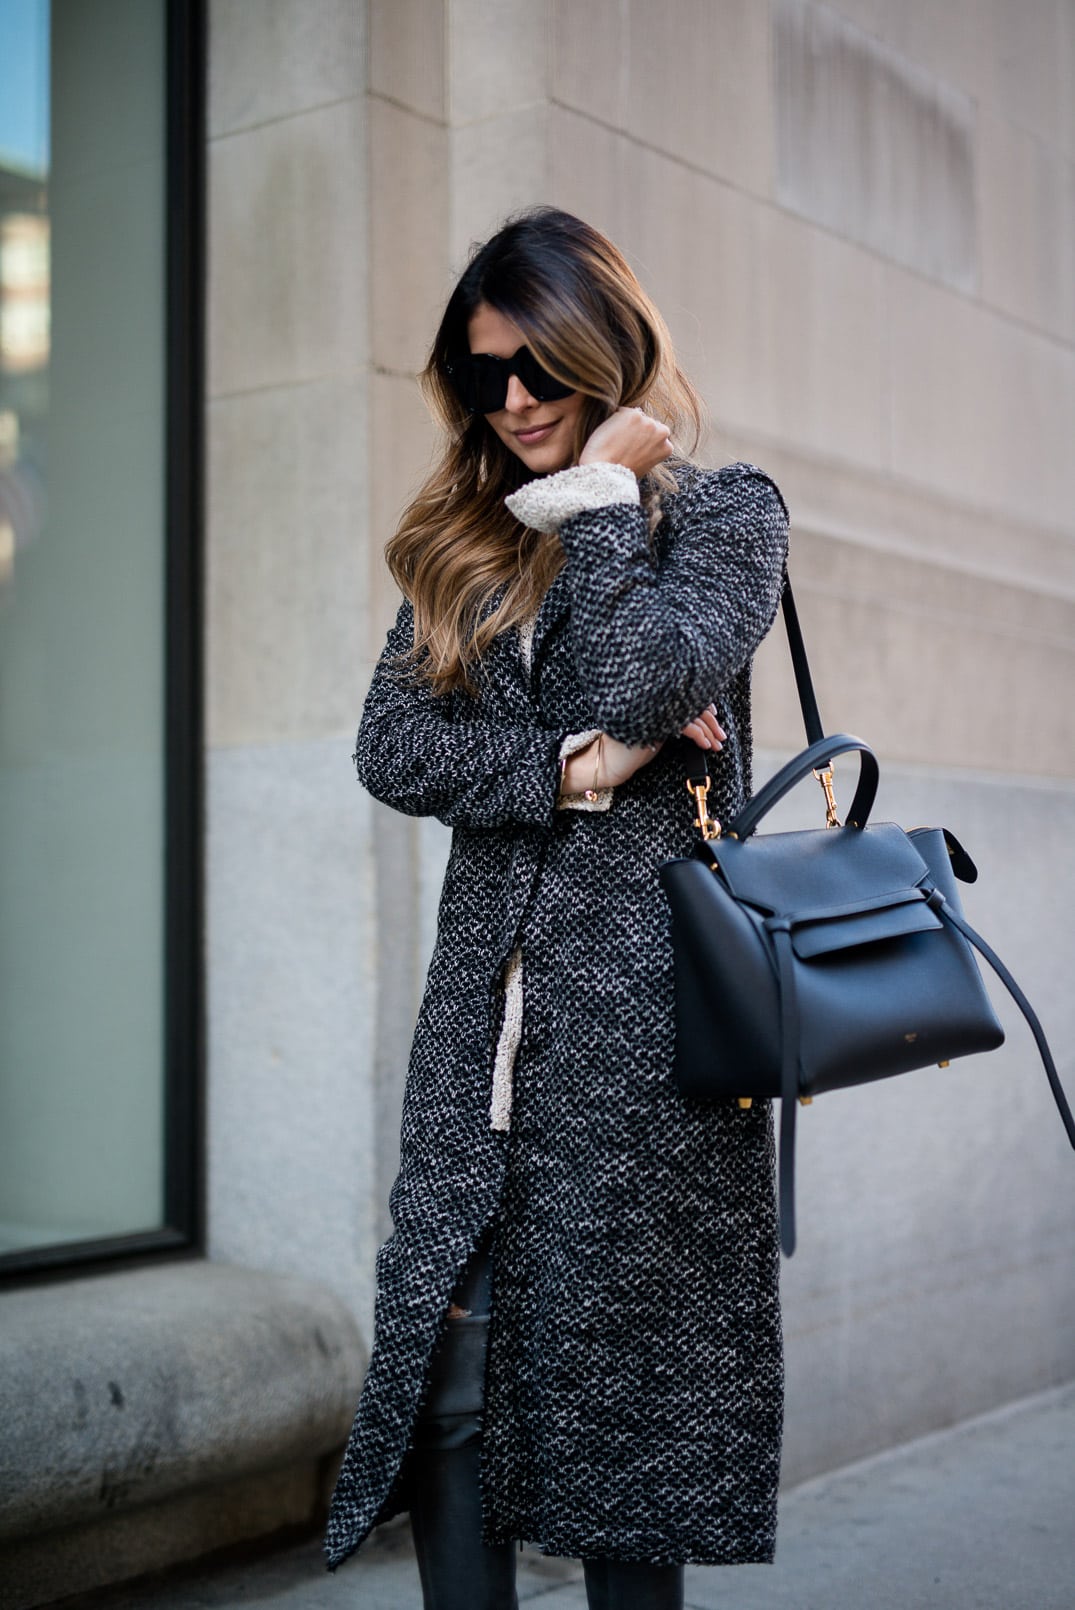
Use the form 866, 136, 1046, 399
799, 1095, 813, 1106
737, 1097, 753, 1110
812, 765, 841, 828
686, 777, 721, 841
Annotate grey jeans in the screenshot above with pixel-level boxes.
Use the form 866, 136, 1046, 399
412, 1221, 495, 1451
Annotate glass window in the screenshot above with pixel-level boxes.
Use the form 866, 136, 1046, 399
0, 0, 194, 1266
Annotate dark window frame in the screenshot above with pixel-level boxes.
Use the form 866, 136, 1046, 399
1, 0, 206, 1282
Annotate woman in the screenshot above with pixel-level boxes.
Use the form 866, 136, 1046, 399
323, 207, 789, 1608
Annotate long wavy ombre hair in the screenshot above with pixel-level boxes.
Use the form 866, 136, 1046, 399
387, 207, 707, 694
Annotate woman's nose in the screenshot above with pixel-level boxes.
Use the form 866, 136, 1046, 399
504, 372, 536, 413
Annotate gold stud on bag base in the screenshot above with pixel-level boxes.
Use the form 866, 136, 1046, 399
736, 1096, 810, 1109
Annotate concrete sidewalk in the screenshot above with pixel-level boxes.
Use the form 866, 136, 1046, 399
60, 1383, 1075, 1610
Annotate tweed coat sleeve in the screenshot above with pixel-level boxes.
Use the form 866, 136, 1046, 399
557, 464, 789, 747
353, 598, 567, 830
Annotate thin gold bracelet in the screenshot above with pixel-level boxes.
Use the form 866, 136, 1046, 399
584, 734, 603, 802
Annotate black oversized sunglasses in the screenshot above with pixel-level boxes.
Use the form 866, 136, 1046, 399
445, 344, 577, 415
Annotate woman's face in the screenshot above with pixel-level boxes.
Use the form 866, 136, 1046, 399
467, 302, 586, 474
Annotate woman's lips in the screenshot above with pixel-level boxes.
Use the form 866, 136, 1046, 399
514, 421, 557, 445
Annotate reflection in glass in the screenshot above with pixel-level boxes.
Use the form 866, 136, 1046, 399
0, 0, 167, 1257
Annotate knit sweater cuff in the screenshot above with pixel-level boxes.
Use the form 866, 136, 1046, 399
504, 462, 639, 534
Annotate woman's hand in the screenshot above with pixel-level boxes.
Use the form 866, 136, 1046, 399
561, 734, 664, 793
578, 406, 674, 479
561, 705, 724, 793
680, 704, 725, 751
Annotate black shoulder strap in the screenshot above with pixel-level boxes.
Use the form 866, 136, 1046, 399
780, 571, 825, 747
681, 567, 826, 796
936, 903, 1075, 1149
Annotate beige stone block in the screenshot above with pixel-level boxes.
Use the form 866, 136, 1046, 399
750, 204, 888, 468
604, 143, 756, 412
551, 0, 628, 129
208, 0, 364, 137
839, 0, 981, 98
448, 106, 551, 270
369, 0, 446, 121
632, 146, 887, 466
971, 0, 1070, 157
625, 0, 771, 195
208, 97, 368, 397
751, 529, 1075, 778
206, 376, 369, 746
1063, 0, 1075, 162
555, 122, 888, 468
837, 0, 1074, 162
449, 0, 549, 125
370, 97, 451, 373
367, 372, 439, 661
710, 429, 1075, 603
774, 0, 977, 293
978, 106, 1075, 344
888, 267, 1075, 531
815, 0, 885, 37
548, 106, 632, 249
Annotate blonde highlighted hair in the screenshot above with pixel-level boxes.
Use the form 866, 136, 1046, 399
387, 207, 706, 693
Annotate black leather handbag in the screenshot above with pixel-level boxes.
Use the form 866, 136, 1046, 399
659, 574, 1075, 1256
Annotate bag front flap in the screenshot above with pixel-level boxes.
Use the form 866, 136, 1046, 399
788, 888, 942, 958
702, 820, 932, 917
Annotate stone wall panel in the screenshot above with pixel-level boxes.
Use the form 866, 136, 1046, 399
775, 0, 977, 292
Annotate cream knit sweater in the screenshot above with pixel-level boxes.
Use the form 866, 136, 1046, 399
488, 463, 637, 1130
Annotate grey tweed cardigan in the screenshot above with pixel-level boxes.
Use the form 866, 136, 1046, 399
324, 459, 790, 1572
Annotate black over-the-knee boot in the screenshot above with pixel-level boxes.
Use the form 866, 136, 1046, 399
582, 1556, 685, 1610
409, 1438, 518, 1610
409, 1227, 518, 1610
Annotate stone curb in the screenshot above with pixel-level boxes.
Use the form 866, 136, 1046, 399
0, 1260, 365, 1541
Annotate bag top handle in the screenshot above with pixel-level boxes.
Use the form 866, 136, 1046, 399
728, 734, 879, 840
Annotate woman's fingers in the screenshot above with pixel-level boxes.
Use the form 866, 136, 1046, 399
680, 704, 726, 749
